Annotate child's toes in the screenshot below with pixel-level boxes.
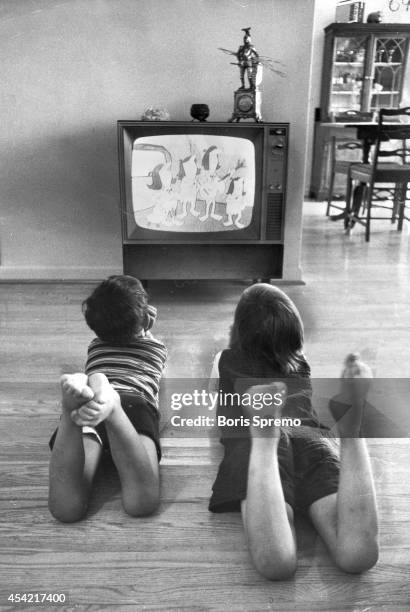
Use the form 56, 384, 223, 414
60, 374, 71, 386
76, 386, 94, 402
342, 353, 373, 378
60, 377, 73, 393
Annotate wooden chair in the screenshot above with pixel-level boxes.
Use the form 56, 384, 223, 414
345, 107, 410, 241
326, 109, 373, 217
326, 137, 363, 216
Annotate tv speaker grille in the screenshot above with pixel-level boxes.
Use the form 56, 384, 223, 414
265, 193, 283, 240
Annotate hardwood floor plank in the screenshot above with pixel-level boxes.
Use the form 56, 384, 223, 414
0, 550, 409, 611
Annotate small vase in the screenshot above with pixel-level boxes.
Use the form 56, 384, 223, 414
190, 104, 210, 122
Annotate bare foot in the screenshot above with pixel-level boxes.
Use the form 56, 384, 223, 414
242, 382, 287, 439
60, 373, 94, 414
71, 373, 121, 427
330, 354, 373, 437
341, 353, 372, 400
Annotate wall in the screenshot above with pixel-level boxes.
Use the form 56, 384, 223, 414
0, 0, 316, 281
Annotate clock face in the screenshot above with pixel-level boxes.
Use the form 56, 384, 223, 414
237, 94, 253, 112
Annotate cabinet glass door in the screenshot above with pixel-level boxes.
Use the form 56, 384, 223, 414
330, 36, 367, 116
371, 37, 407, 111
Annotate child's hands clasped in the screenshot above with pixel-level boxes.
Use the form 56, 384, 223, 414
71, 399, 112, 428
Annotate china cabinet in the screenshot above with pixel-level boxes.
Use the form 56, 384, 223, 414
311, 23, 410, 199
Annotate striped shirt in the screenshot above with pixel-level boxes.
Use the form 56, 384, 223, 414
85, 332, 167, 412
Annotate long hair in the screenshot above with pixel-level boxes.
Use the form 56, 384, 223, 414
229, 283, 305, 375
82, 275, 148, 344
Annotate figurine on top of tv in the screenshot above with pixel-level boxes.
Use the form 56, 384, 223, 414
236, 27, 260, 90
219, 30, 286, 122
219, 29, 285, 87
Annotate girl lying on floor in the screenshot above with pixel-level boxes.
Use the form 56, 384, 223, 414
208, 283, 378, 580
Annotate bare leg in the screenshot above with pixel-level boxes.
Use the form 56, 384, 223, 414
199, 201, 211, 221
234, 214, 245, 229
172, 206, 184, 226
81, 373, 160, 517
176, 200, 188, 219
223, 213, 234, 226
190, 201, 201, 217
48, 374, 102, 523
241, 383, 297, 580
210, 201, 222, 221
309, 355, 379, 573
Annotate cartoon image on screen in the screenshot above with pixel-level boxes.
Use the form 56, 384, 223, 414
131, 135, 255, 232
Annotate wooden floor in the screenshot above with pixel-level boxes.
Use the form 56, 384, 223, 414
1, 202, 410, 611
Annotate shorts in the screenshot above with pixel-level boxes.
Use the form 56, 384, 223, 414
49, 392, 161, 461
208, 426, 340, 515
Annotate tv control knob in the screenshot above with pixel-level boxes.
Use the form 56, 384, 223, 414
269, 184, 282, 190
271, 142, 284, 153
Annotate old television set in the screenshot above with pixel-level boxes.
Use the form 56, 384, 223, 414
118, 121, 288, 279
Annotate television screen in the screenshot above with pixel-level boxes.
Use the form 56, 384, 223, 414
118, 121, 288, 249
131, 135, 255, 233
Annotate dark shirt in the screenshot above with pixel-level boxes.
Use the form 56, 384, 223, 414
217, 348, 325, 441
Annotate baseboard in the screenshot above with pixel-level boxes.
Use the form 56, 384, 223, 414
0, 266, 122, 281
0, 266, 306, 284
